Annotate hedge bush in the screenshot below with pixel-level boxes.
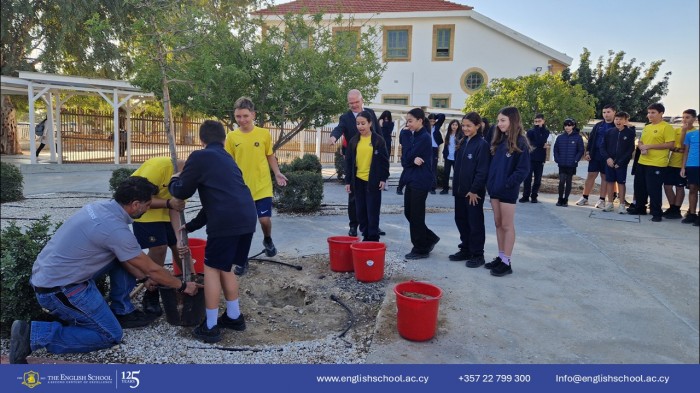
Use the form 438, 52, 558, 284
0, 162, 24, 203
280, 153, 322, 174
334, 149, 345, 182
274, 171, 323, 212
109, 168, 137, 193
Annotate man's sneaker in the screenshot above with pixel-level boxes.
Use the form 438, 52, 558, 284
530, 197, 539, 203
115, 310, 157, 329
217, 313, 246, 331
575, 197, 588, 206
234, 259, 249, 276
192, 321, 222, 343
466, 255, 485, 268
142, 289, 162, 317
490, 260, 513, 277
682, 213, 698, 224
484, 256, 502, 269
518, 196, 529, 203
405, 252, 429, 260
263, 237, 277, 257
594, 199, 605, 209
618, 205, 628, 214
651, 216, 662, 222
448, 249, 471, 261
603, 202, 614, 212
428, 236, 440, 252
348, 226, 358, 237
10, 320, 31, 364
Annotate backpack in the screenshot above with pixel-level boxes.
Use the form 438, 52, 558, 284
35, 119, 47, 137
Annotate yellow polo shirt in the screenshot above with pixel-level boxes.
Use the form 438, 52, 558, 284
131, 156, 175, 223
355, 135, 373, 181
225, 126, 273, 200
638, 121, 675, 167
667, 127, 684, 168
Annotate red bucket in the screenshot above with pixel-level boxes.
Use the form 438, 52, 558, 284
327, 236, 360, 272
394, 281, 443, 341
173, 238, 206, 275
350, 241, 386, 283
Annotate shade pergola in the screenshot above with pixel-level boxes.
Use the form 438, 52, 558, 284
0, 71, 154, 164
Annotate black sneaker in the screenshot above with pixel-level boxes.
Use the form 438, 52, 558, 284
651, 216, 662, 222
263, 237, 277, 257
681, 213, 697, 224
466, 255, 485, 268
518, 196, 529, 203
439, 189, 449, 195
378, 228, 386, 236
9, 320, 31, 364
115, 309, 157, 329
694, 216, 699, 226
217, 313, 246, 331
556, 198, 563, 207
396, 188, 403, 195
484, 256, 501, 269
530, 197, 539, 203
193, 321, 222, 343
665, 209, 682, 219
490, 260, 513, 277
448, 249, 471, 261
348, 226, 358, 237
430, 189, 436, 195
661, 208, 672, 217
142, 289, 162, 317
405, 252, 429, 260
234, 259, 249, 276
428, 236, 440, 252
562, 199, 569, 207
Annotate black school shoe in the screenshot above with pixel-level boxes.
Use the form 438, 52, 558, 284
466, 255, 485, 268
9, 320, 32, 364
115, 309, 157, 329
217, 313, 246, 331
405, 252, 429, 260
193, 322, 222, 343
428, 236, 440, 252
348, 226, 358, 237
556, 198, 564, 206
518, 196, 529, 203
484, 256, 502, 269
490, 259, 513, 277
142, 289, 162, 317
449, 249, 471, 261
681, 213, 697, 224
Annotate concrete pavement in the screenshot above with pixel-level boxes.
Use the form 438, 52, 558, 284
5, 159, 699, 364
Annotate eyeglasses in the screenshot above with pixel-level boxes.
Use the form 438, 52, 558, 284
564, 123, 574, 127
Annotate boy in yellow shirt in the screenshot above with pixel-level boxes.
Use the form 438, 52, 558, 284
225, 97, 287, 257
632, 103, 676, 221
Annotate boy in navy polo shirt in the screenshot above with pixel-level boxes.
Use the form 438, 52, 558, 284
601, 112, 636, 213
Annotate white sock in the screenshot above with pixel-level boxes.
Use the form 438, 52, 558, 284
206, 308, 218, 329
498, 251, 505, 260
503, 255, 511, 265
226, 299, 241, 319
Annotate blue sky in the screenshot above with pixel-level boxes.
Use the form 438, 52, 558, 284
273, 0, 699, 116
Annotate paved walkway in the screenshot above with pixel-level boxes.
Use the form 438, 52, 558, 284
3, 159, 699, 363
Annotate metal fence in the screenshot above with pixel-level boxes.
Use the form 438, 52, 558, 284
20, 111, 404, 164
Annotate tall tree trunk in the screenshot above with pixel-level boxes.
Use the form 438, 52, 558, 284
1, 95, 22, 155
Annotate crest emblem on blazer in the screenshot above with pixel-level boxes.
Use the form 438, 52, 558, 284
506, 152, 512, 158
623, 136, 628, 140
467, 153, 473, 159
254, 142, 260, 147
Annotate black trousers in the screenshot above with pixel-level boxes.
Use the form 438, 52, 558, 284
431, 147, 439, 191
558, 166, 576, 199
442, 159, 454, 191
454, 194, 485, 256
348, 192, 357, 228
354, 178, 382, 241
634, 163, 664, 217
523, 161, 545, 198
404, 186, 438, 253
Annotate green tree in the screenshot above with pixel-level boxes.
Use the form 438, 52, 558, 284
464, 73, 596, 134
567, 48, 671, 121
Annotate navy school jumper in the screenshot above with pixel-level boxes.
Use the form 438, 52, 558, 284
486, 135, 531, 202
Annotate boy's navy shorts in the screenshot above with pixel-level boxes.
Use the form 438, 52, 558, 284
685, 167, 699, 186
133, 222, 177, 249
605, 165, 628, 184
587, 158, 606, 173
663, 166, 687, 187
204, 233, 253, 272
255, 197, 272, 218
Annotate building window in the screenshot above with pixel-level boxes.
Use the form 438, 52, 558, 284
382, 95, 410, 105
432, 25, 455, 61
460, 68, 488, 94
383, 26, 412, 61
333, 27, 360, 58
430, 95, 451, 108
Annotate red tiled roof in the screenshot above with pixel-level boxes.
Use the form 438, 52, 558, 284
257, 0, 473, 15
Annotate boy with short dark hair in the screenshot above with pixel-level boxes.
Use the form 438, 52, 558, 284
600, 111, 636, 213
680, 109, 699, 225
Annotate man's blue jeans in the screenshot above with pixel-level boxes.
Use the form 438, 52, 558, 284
30, 260, 135, 354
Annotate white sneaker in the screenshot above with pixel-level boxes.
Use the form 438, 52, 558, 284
603, 202, 614, 212
575, 197, 589, 206
618, 205, 627, 214
594, 199, 605, 209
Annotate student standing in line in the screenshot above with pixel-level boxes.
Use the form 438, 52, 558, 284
520, 113, 550, 203
485, 107, 531, 277
395, 125, 411, 196
449, 112, 491, 267
378, 111, 395, 191
680, 109, 699, 225
554, 118, 584, 207
576, 104, 617, 208
428, 113, 446, 194
661, 113, 690, 219
600, 112, 635, 213
170, 120, 258, 343
402, 108, 440, 259
440, 120, 462, 194
344, 111, 390, 241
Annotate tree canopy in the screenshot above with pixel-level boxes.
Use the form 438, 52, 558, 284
464, 73, 596, 133
564, 48, 671, 121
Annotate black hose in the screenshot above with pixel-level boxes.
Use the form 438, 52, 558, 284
249, 257, 303, 271
330, 294, 354, 338
187, 346, 282, 352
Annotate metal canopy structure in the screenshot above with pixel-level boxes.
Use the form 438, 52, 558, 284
0, 71, 154, 164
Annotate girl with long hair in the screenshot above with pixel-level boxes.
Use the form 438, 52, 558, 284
485, 107, 531, 276
441, 119, 462, 194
